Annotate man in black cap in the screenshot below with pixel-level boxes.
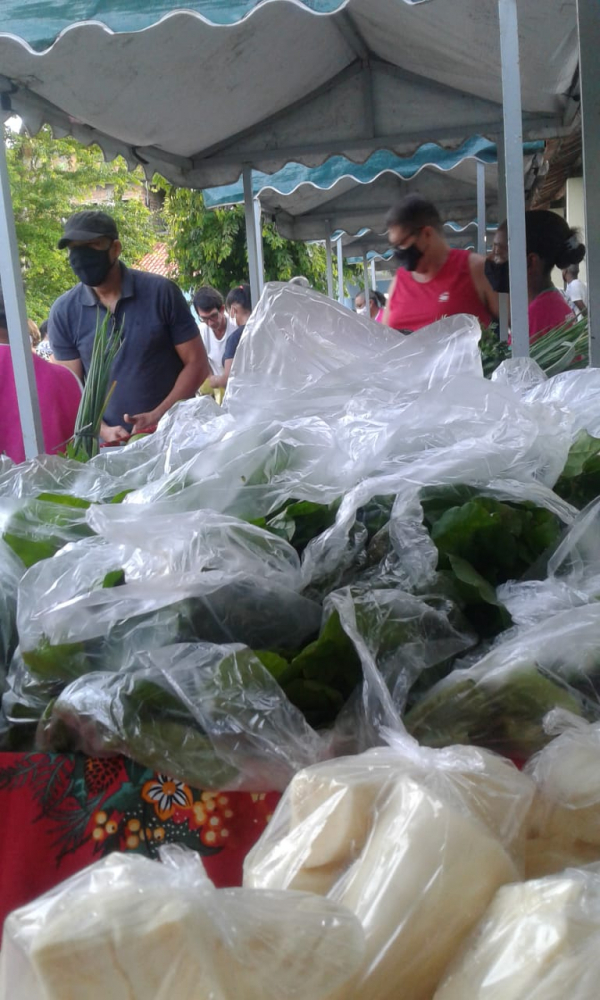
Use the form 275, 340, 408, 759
48, 210, 209, 444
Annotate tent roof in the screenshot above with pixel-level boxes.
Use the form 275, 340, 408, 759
0, 0, 578, 189
204, 138, 544, 242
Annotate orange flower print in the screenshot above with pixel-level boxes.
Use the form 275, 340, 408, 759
141, 775, 193, 821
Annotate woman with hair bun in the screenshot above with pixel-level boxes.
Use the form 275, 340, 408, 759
487, 210, 585, 343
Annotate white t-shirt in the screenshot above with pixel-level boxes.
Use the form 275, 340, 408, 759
565, 278, 587, 313
197, 315, 237, 376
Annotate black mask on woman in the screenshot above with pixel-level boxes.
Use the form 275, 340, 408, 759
484, 258, 510, 294
69, 245, 114, 287
393, 243, 423, 272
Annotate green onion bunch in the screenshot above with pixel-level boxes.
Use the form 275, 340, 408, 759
69, 309, 124, 461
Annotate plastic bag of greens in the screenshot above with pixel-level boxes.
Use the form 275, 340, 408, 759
499, 496, 600, 628
300, 376, 575, 595
524, 710, 600, 878
0, 454, 119, 502
326, 586, 476, 749
0, 495, 95, 567
434, 865, 600, 1000
405, 603, 600, 763
37, 641, 328, 791
0, 539, 24, 671
14, 518, 321, 701
123, 415, 344, 521
0, 846, 364, 1000
244, 729, 534, 1000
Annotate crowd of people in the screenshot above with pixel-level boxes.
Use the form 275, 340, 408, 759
1, 197, 587, 464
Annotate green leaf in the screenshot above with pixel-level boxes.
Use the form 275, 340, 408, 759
36, 493, 91, 509
102, 569, 126, 589
448, 555, 501, 607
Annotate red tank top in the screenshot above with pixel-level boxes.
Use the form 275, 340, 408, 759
387, 248, 492, 332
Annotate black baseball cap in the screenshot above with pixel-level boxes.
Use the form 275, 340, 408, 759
58, 210, 119, 249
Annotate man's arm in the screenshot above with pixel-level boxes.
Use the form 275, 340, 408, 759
125, 337, 209, 433
469, 253, 499, 319
54, 356, 84, 380
209, 358, 234, 390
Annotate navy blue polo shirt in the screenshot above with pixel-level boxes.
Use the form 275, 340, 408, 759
48, 263, 200, 428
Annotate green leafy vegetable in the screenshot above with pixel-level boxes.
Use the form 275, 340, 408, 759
554, 430, 600, 510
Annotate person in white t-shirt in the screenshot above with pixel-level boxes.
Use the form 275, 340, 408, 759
193, 286, 237, 387
562, 265, 588, 317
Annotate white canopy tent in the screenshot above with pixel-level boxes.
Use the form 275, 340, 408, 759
0, 0, 589, 458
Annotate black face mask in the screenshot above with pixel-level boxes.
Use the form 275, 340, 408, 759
393, 243, 423, 272
69, 245, 114, 287
484, 258, 510, 294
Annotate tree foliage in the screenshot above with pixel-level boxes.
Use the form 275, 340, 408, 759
6, 126, 156, 323
154, 180, 357, 296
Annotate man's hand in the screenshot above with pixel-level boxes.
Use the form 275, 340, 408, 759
124, 410, 160, 435
100, 421, 130, 445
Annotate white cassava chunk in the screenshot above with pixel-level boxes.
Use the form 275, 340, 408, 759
434, 867, 600, 1000
328, 775, 519, 1000
0, 852, 364, 1000
525, 720, 600, 877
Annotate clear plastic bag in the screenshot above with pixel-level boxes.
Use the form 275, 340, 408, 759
499, 497, 600, 628
433, 865, 600, 1000
36, 642, 327, 791
244, 730, 534, 1000
524, 711, 600, 878
326, 586, 476, 747
405, 604, 600, 763
0, 539, 24, 671
525, 367, 600, 438
0, 845, 365, 1000
0, 495, 94, 568
226, 283, 484, 416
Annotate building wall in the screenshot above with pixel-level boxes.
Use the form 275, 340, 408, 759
566, 177, 587, 285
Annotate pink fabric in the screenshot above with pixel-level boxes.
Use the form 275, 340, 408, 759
0, 347, 81, 463
375, 308, 385, 323
528, 290, 575, 344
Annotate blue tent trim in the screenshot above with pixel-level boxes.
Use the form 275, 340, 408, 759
203, 138, 544, 209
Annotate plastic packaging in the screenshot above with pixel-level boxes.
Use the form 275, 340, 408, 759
433, 865, 600, 1000
0, 539, 24, 671
36, 642, 326, 792
0, 846, 365, 1000
226, 283, 485, 416
524, 711, 600, 878
405, 604, 600, 762
327, 586, 475, 747
245, 730, 534, 1000
0, 495, 94, 567
498, 496, 600, 629
15, 516, 320, 686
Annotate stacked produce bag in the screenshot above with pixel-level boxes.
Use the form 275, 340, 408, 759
4, 283, 600, 995
0, 846, 364, 1000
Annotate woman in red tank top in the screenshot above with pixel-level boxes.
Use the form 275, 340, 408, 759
383, 196, 498, 333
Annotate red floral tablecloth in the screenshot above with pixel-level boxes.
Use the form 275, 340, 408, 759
0, 752, 280, 932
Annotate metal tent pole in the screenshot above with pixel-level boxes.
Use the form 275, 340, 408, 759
477, 161, 487, 255
362, 253, 370, 293
325, 225, 335, 299
498, 0, 529, 357
370, 257, 377, 288
336, 235, 345, 303
253, 196, 265, 296
577, 0, 600, 367
0, 129, 44, 458
243, 166, 260, 306
496, 133, 510, 342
